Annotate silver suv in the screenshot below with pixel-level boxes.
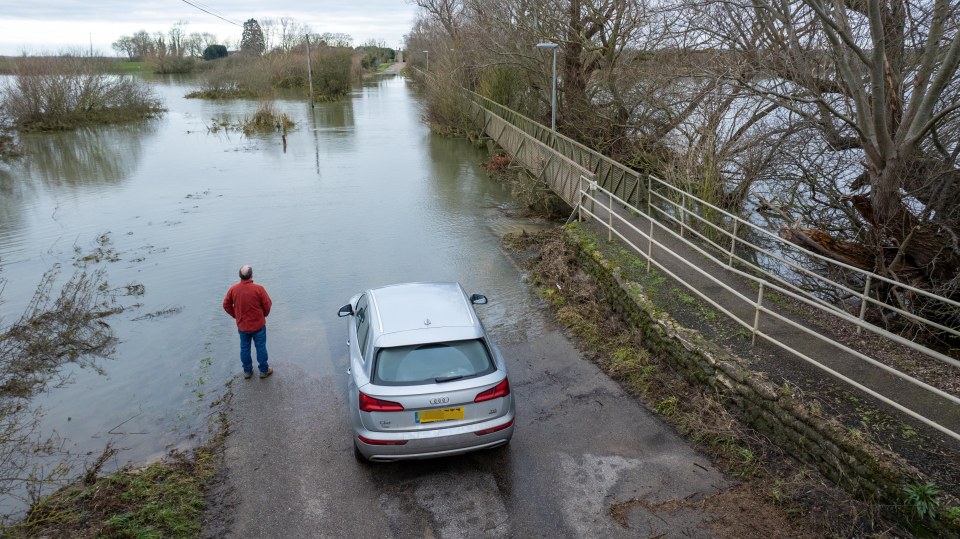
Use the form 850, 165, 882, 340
338, 282, 515, 462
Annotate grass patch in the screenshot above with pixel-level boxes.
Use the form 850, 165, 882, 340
7, 391, 228, 539
107, 61, 146, 73
205, 102, 295, 136
12, 450, 211, 538
242, 102, 294, 135
5, 380, 230, 539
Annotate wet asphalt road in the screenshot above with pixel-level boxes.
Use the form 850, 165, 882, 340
217, 285, 731, 538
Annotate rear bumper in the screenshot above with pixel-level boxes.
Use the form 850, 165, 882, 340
354, 415, 515, 462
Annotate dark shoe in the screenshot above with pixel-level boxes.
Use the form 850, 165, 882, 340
243, 371, 253, 379
259, 367, 273, 379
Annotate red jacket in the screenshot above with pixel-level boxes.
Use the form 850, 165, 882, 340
223, 280, 272, 332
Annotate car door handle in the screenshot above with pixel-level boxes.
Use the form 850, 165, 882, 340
346, 368, 351, 375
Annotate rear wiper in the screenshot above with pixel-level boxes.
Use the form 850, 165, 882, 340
435, 375, 464, 383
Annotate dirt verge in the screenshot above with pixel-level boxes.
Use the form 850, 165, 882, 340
505, 226, 960, 537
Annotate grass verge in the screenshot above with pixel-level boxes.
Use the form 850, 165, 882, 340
6, 390, 231, 538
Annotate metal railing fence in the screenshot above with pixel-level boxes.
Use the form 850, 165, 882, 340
460, 84, 960, 366
452, 79, 960, 441
576, 178, 960, 442
646, 176, 960, 359
463, 91, 647, 208
464, 95, 594, 207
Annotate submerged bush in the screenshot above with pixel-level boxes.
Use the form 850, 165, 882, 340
205, 101, 295, 136
242, 102, 294, 135
1, 55, 163, 131
187, 48, 353, 101
0, 121, 18, 159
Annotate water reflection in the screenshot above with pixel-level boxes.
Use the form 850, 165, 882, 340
310, 97, 355, 131
12, 122, 155, 189
0, 75, 543, 513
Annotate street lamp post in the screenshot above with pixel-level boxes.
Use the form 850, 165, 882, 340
536, 42, 558, 132
423, 50, 430, 72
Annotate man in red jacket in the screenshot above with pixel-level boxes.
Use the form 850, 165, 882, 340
223, 265, 273, 379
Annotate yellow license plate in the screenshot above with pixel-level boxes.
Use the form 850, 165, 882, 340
415, 407, 464, 424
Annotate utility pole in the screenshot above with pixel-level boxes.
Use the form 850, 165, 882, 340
305, 34, 315, 108
89, 33, 93, 57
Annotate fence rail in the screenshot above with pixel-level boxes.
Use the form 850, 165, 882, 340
577, 178, 960, 442
458, 80, 960, 442
464, 91, 646, 208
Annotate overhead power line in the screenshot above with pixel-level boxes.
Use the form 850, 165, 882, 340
179, 0, 242, 26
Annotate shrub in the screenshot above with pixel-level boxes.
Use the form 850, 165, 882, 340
146, 55, 196, 74
478, 64, 532, 113
311, 48, 353, 100
202, 45, 228, 61
1, 56, 163, 131
186, 56, 273, 99
242, 102, 294, 135
187, 48, 354, 101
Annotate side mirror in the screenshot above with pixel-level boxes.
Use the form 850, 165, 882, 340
469, 293, 488, 305
337, 304, 354, 317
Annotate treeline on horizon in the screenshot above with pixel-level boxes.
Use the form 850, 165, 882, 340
0, 16, 396, 136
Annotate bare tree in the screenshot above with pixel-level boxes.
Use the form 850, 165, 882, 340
689, 0, 960, 293
110, 30, 156, 61
319, 32, 353, 48
185, 32, 219, 58
168, 21, 188, 59
411, 0, 465, 41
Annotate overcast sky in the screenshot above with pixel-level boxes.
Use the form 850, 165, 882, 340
0, 1, 418, 55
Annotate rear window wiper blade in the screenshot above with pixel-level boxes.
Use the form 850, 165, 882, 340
435, 375, 464, 383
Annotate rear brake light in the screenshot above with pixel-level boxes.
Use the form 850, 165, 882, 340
475, 418, 514, 436
358, 435, 408, 446
474, 378, 510, 403
359, 392, 404, 412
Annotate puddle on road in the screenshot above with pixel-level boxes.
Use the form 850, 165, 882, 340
379, 470, 509, 538
557, 452, 721, 537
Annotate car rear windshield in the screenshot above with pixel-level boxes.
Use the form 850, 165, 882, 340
373, 339, 496, 386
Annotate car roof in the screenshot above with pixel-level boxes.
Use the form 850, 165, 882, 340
368, 282, 483, 347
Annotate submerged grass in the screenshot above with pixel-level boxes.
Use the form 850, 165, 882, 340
7, 390, 228, 539
242, 103, 294, 135
17, 454, 211, 537
4, 375, 231, 539
205, 102, 295, 137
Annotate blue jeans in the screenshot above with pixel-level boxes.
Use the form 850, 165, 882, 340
238, 326, 269, 373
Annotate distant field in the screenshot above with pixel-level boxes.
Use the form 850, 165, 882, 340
110, 61, 145, 72
0, 56, 145, 74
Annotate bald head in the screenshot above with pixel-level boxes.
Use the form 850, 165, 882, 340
239, 265, 253, 280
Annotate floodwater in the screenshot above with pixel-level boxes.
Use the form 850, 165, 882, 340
0, 75, 543, 473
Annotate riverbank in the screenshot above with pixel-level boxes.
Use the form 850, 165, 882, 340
4, 389, 229, 537
504, 224, 960, 536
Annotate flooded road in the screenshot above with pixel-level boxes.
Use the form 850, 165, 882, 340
2, 74, 731, 535
0, 74, 532, 464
